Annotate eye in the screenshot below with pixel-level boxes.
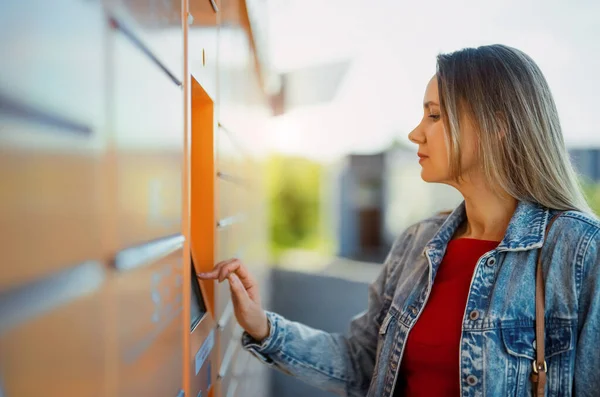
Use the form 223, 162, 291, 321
428, 114, 440, 121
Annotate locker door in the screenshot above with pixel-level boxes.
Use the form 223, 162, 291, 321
0, 262, 107, 397
106, 5, 185, 396
108, 13, 184, 254
111, 247, 184, 397
0, 0, 106, 291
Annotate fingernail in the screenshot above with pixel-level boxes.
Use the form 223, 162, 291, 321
229, 273, 239, 284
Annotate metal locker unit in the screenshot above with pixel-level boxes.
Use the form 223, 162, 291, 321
0, 0, 272, 395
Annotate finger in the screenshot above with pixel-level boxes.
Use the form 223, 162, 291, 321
245, 282, 261, 303
219, 259, 257, 287
198, 258, 236, 279
196, 269, 218, 279
218, 260, 261, 304
228, 273, 250, 307
218, 260, 239, 282
217, 258, 251, 283
229, 263, 260, 302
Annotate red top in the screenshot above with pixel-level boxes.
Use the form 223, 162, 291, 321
394, 238, 500, 397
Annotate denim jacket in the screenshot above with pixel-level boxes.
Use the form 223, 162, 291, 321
241, 201, 600, 396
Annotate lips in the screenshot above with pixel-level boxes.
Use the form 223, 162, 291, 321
417, 153, 428, 159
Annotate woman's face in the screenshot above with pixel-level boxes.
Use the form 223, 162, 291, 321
408, 76, 479, 185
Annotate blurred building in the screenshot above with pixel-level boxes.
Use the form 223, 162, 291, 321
337, 152, 386, 261
570, 148, 600, 182
334, 141, 463, 262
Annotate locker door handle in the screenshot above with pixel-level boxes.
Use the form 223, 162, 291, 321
217, 301, 234, 329
216, 214, 246, 229
0, 92, 92, 136
0, 261, 105, 335
218, 340, 238, 379
108, 15, 181, 87
217, 171, 250, 188
114, 234, 184, 271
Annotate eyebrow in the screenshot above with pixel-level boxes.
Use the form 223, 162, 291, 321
423, 101, 440, 108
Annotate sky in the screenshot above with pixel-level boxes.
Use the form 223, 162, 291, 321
265, 0, 600, 161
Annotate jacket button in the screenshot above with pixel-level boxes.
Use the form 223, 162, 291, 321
486, 257, 496, 266
467, 375, 478, 386
469, 310, 480, 320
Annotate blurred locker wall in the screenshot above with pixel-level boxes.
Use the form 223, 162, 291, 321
0, 0, 271, 396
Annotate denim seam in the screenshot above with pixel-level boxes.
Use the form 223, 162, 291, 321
560, 212, 600, 228
577, 226, 599, 316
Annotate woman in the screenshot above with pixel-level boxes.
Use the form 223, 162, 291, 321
199, 44, 600, 396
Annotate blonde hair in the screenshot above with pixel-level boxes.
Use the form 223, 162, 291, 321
436, 44, 593, 214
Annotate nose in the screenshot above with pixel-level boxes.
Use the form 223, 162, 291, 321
408, 125, 425, 145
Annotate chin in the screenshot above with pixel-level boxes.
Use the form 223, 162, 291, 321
420, 169, 445, 184
420, 170, 434, 183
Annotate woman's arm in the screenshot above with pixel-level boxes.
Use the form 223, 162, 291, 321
241, 255, 392, 397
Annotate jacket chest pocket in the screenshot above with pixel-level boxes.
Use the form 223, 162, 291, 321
501, 324, 575, 396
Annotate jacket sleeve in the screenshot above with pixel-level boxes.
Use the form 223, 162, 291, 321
574, 227, 600, 396
240, 238, 403, 396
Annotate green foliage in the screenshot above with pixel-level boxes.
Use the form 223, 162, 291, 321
581, 179, 600, 216
266, 155, 325, 259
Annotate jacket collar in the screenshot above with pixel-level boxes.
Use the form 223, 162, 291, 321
426, 200, 550, 254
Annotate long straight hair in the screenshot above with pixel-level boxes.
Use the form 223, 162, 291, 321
436, 44, 593, 214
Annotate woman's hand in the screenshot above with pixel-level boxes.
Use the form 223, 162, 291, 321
197, 258, 270, 342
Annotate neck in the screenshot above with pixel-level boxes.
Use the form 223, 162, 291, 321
453, 181, 517, 242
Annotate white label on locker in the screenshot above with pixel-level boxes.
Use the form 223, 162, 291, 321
195, 329, 215, 375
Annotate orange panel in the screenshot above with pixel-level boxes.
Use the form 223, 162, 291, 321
189, 74, 219, 397
189, 0, 219, 26
190, 77, 216, 315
